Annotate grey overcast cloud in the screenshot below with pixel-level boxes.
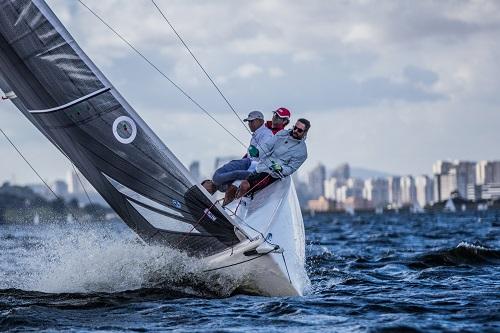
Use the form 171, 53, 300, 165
1, 0, 500, 184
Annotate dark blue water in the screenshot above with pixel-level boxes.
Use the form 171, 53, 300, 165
1, 212, 499, 332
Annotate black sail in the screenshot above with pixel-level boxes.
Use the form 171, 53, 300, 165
0, 0, 244, 256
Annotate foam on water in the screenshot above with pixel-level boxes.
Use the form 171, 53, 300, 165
2, 224, 243, 296
456, 241, 490, 251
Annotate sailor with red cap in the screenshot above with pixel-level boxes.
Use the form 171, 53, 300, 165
266, 107, 291, 134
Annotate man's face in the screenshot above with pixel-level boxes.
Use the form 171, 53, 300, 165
272, 113, 288, 127
292, 121, 307, 140
248, 118, 263, 132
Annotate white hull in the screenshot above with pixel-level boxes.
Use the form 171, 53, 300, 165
205, 177, 308, 296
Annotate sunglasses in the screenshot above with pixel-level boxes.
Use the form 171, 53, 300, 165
293, 126, 305, 133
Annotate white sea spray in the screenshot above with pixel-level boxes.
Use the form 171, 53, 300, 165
3, 223, 243, 296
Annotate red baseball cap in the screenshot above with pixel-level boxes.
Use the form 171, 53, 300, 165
273, 107, 291, 119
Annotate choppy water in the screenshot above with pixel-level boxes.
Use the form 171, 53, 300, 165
1, 212, 499, 332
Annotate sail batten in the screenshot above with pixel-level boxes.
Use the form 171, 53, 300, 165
28, 87, 111, 113
0, 0, 243, 256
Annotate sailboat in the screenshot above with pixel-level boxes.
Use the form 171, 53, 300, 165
0, 0, 307, 296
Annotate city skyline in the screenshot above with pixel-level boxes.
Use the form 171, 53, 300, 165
309, 162, 425, 211
1, 154, 499, 186
8, 157, 500, 207
308, 159, 500, 212
2, 1, 500, 183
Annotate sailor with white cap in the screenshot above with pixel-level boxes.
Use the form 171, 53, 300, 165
243, 110, 273, 159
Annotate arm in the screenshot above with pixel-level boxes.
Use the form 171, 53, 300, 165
280, 147, 308, 177
257, 134, 277, 158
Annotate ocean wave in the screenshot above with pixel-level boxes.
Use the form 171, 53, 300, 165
408, 242, 500, 269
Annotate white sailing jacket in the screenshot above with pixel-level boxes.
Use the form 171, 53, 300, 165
249, 124, 273, 161
255, 129, 308, 177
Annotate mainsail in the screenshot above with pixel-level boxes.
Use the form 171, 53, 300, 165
0, 0, 245, 256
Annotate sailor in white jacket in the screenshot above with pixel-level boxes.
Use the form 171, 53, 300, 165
240, 118, 310, 195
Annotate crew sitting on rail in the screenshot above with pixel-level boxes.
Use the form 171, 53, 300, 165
205, 118, 310, 205
236, 118, 310, 202
209, 110, 273, 204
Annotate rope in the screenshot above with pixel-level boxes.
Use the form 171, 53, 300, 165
281, 251, 292, 284
0, 127, 84, 223
76, 0, 247, 149
149, 0, 275, 162
173, 198, 224, 248
80, 0, 280, 178
71, 162, 94, 207
150, 1, 250, 134
240, 174, 272, 198
0, 127, 60, 201
231, 174, 272, 215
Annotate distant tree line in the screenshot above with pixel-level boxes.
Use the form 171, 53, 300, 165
0, 182, 112, 223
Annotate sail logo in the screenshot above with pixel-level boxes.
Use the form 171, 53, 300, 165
204, 209, 217, 221
172, 200, 182, 209
113, 116, 137, 144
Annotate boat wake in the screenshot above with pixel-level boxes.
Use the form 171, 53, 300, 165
2, 224, 244, 298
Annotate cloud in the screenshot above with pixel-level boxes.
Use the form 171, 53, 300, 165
268, 67, 285, 78
233, 63, 263, 79
2, 0, 500, 184
403, 66, 439, 86
342, 23, 378, 43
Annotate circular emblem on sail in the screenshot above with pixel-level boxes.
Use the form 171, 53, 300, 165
112, 116, 137, 144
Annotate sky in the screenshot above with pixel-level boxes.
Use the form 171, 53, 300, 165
1, 0, 500, 184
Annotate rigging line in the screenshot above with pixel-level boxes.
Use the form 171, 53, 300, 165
173, 198, 231, 249
76, 0, 247, 149
0, 127, 84, 224
0, 127, 60, 201
281, 251, 292, 284
150, 0, 250, 133
149, 0, 275, 162
70, 162, 94, 207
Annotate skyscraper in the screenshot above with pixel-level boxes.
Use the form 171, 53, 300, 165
51, 180, 68, 197
308, 163, 326, 199
323, 177, 340, 200
454, 161, 476, 199
432, 160, 453, 175
331, 163, 350, 181
476, 160, 500, 185
66, 170, 83, 194
415, 175, 434, 207
440, 168, 458, 200
363, 178, 389, 208
387, 176, 402, 206
433, 160, 476, 200
400, 175, 417, 205
432, 160, 453, 202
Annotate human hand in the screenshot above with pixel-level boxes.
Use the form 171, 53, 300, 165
271, 162, 282, 173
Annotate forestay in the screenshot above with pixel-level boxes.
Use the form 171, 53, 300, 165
0, 0, 245, 256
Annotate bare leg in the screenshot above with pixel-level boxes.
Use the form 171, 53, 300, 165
237, 180, 251, 198
223, 185, 238, 206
